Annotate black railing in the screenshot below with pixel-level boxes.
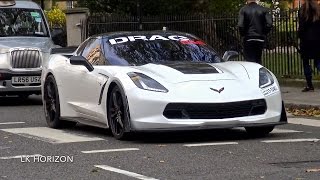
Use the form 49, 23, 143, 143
84, 11, 319, 78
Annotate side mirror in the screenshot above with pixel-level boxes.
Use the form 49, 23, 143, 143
222, 51, 239, 61
69, 56, 94, 72
51, 28, 64, 46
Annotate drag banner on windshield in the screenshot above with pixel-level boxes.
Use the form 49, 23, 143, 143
108, 35, 205, 46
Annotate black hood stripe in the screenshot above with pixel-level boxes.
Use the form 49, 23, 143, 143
161, 63, 219, 74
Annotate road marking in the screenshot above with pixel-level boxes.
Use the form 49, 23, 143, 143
95, 165, 158, 180
271, 128, 303, 134
0, 154, 41, 160
261, 138, 320, 143
0, 146, 10, 150
0, 127, 104, 144
0, 122, 25, 125
233, 127, 303, 134
82, 148, 140, 154
289, 118, 320, 127
183, 142, 238, 147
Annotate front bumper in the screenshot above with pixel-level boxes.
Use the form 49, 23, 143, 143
0, 69, 41, 95
127, 89, 286, 131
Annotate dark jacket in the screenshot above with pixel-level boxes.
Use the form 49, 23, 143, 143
238, 2, 273, 40
298, 10, 320, 59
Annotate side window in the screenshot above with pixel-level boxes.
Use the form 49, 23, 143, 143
80, 38, 95, 57
81, 38, 106, 65
75, 39, 90, 55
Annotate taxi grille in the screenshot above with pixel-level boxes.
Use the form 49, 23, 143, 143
163, 99, 267, 119
11, 49, 42, 68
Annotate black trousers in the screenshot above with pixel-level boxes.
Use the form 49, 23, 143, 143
243, 40, 264, 64
302, 58, 320, 87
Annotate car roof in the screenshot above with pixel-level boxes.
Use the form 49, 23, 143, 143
91, 30, 198, 39
0, 0, 40, 9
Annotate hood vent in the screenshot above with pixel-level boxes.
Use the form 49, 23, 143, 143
162, 63, 219, 74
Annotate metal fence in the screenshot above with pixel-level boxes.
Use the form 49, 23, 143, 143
82, 10, 319, 78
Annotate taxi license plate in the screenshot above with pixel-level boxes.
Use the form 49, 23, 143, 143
12, 76, 41, 84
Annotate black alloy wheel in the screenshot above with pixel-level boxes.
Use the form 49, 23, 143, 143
108, 86, 130, 140
44, 75, 76, 128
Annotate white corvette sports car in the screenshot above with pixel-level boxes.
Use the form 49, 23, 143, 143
42, 31, 287, 139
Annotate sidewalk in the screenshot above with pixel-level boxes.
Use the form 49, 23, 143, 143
281, 86, 320, 109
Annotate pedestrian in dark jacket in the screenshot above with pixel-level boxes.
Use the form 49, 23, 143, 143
238, 0, 273, 64
298, 0, 320, 92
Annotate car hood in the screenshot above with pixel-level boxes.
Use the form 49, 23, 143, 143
131, 62, 251, 84
0, 37, 57, 53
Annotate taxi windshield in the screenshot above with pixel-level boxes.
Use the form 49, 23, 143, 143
0, 8, 49, 37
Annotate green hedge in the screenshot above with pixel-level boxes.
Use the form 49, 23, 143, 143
45, 6, 67, 47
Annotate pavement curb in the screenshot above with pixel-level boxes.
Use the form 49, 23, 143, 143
279, 78, 320, 87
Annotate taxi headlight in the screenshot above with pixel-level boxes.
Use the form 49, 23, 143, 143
0, 48, 9, 54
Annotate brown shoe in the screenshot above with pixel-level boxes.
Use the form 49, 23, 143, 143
302, 87, 314, 92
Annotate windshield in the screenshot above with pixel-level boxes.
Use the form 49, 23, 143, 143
0, 8, 49, 37
104, 34, 222, 66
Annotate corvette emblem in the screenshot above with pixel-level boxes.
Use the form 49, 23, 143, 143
210, 87, 225, 93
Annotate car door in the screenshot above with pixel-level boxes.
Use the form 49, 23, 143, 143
81, 38, 109, 108
62, 38, 106, 119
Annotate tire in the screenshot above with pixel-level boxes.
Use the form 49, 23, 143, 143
107, 85, 131, 140
43, 75, 76, 129
245, 126, 275, 137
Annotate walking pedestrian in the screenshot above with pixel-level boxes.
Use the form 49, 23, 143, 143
238, 0, 273, 64
298, 0, 320, 92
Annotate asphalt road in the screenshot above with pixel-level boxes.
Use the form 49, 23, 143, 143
0, 95, 319, 180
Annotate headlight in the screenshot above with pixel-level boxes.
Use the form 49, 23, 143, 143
128, 72, 168, 93
0, 48, 9, 54
259, 67, 274, 88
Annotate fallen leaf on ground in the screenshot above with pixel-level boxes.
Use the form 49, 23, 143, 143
91, 168, 99, 173
287, 107, 320, 117
306, 168, 320, 172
